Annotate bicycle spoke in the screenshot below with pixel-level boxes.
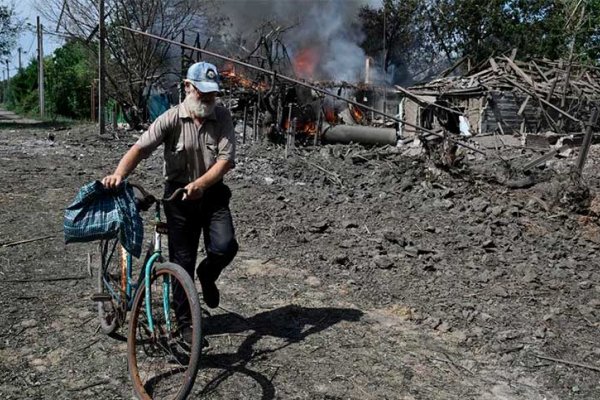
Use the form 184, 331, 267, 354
129, 265, 201, 400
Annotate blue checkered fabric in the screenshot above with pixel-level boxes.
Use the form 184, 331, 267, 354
64, 180, 143, 258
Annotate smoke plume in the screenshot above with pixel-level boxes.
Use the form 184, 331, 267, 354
217, 0, 381, 82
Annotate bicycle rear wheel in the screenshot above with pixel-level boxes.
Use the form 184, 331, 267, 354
128, 262, 202, 400
97, 238, 126, 335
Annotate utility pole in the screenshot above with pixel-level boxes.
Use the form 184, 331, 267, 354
17, 48, 22, 71
382, 5, 387, 119
5, 60, 10, 101
37, 16, 45, 118
98, 0, 106, 135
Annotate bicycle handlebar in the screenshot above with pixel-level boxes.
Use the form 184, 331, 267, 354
162, 188, 187, 202
129, 183, 187, 204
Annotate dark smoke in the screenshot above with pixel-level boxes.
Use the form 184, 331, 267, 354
216, 0, 382, 82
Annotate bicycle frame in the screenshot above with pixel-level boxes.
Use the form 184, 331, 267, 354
101, 199, 169, 333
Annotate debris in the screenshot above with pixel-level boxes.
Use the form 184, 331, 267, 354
0, 276, 88, 283
66, 379, 110, 392
20, 319, 38, 329
309, 221, 330, 233
305, 276, 322, 287
373, 255, 394, 270
533, 354, 600, 373
342, 221, 359, 229
1, 234, 57, 248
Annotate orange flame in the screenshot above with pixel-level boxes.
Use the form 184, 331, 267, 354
282, 119, 318, 136
293, 47, 319, 79
221, 63, 269, 91
349, 104, 364, 123
324, 107, 337, 124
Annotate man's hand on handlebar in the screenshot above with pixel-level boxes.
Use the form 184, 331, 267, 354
102, 174, 123, 189
183, 180, 204, 201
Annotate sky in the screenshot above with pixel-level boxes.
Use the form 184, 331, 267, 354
5, 0, 62, 78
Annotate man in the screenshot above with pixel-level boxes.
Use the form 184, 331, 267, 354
102, 62, 239, 317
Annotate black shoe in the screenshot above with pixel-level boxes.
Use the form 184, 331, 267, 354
179, 325, 210, 351
199, 277, 220, 309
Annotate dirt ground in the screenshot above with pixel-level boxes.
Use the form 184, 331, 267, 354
0, 116, 599, 399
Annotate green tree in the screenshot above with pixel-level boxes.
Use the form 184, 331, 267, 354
359, 0, 430, 83
426, 0, 600, 65
5, 58, 39, 114
45, 39, 95, 119
7, 40, 95, 119
0, 4, 21, 58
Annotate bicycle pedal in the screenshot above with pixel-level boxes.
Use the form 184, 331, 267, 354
155, 222, 168, 235
91, 293, 113, 302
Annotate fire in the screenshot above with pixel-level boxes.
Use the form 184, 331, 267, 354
282, 119, 318, 136
293, 47, 319, 79
220, 63, 269, 91
349, 104, 364, 123
324, 107, 337, 124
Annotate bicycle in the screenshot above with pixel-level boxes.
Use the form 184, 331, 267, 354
93, 183, 202, 400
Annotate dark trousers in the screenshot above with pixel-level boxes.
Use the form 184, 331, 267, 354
164, 181, 238, 322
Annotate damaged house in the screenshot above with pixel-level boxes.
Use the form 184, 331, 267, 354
399, 56, 600, 147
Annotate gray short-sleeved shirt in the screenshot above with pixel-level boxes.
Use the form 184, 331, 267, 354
135, 103, 236, 184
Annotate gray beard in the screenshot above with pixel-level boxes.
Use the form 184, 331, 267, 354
184, 96, 216, 118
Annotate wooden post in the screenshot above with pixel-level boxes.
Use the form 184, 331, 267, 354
315, 107, 322, 146
576, 108, 599, 174
37, 16, 45, 118
253, 101, 258, 141
180, 30, 185, 103
242, 105, 247, 144
112, 102, 118, 129
98, 0, 106, 135
285, 104, 292, 158
90, 80, 96, 122
195, 32, 201, 62
291, 117, 297, 151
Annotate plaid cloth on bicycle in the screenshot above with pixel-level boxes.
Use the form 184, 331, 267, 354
64, 180, 143, 258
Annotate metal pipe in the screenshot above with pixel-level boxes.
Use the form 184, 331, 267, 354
322, 124, 397, 146
119, 26, 485, 156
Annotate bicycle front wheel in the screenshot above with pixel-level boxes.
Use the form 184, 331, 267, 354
128, 262, 202, 400
97, 238, 126, 335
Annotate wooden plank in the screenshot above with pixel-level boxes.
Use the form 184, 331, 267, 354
531, 61, 550, 82
503, 56, 534, 86
504, 77, 580, 122
467, 67, 494, 79
517, 96, 531, 116
523, 144, 571, 171
489, 58, 499, 73
576, 108, 600, 173
394, 85, 463, 116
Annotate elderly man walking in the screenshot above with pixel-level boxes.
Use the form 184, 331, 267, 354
102, 62, 239, 320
